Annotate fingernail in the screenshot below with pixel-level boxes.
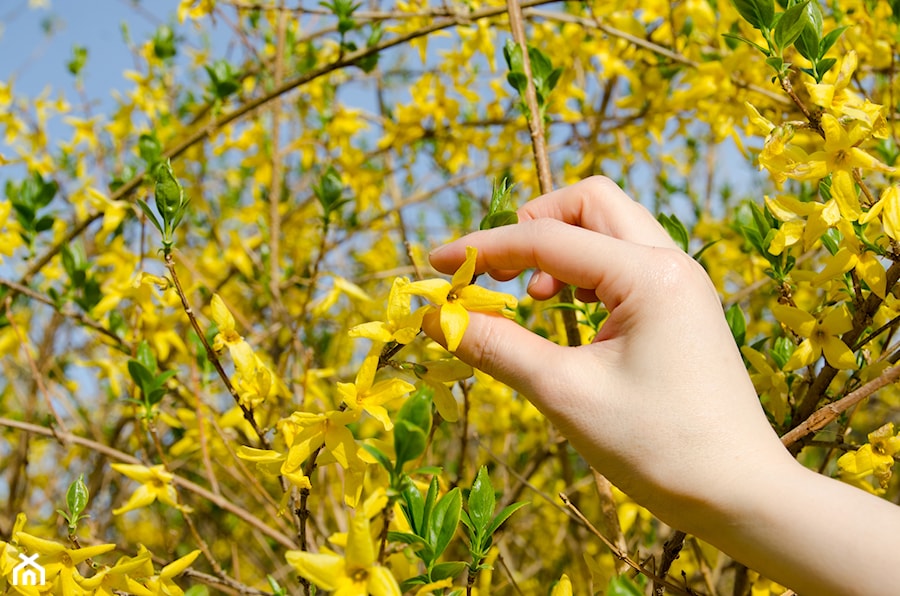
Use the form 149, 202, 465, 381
527, 270, 543, 289
429, 244, 450, 258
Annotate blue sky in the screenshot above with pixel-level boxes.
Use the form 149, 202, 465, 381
1, 1, 181, 103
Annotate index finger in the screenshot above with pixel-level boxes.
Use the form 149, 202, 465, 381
518, 176, 677, 249
428, 218, 657, 309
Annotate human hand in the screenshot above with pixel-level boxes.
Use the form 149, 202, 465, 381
425, 176, 793, 531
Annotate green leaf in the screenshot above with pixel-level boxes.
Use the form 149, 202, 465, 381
127, 360, 155, 395
67, 45, 88, 76
816, 57, 837, 80
362, 444, 393, 472
765, 55, 786, 75
66, 473, 89, 517
409, 465, 443, 476
467, 466, 495, 534
387, 531, 427, 547
480, 211, 518, 230
153, 25, 178, 59
428, 487, 461, 561
731, 0, 775, 30
607, 575, 644, 596
401, 477, 426, 535
657, 213, 689, 252
771, 335, 794, 370
774, 0, 810, 51
485, 501, 528, 537
136, 340, 157, 373
502, 39, 524, 74
393, 420, 427, 473
137, 199, 164, 235
430, 561, 467, 581
138, 133, 163, 168
818, 26, 848, 59
725, 304, 746, 346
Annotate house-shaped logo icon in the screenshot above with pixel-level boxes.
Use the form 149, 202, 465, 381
12, 552, 45, 586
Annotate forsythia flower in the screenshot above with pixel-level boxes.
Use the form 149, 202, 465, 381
772, 304, 857, 370
14, 531, 116, 593
861, 185, 900, 242
285, 512, 401, 596
211, 293, 273, 409
413, 358, 474, 422
838, 423, 900, 494
338, 346, 415, 430
111, 463, 188, 515
404, 246, 517, 351
349, 277, 428, 344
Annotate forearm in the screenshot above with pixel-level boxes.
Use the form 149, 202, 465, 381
690, 458, 900, 595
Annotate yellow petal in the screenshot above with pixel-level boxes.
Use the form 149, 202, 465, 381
785, 339, 818, 370
812, 247, 856, 286
348, 321, 395, 342
551, 574, 573, 596
772, 305, 817, 337
821, 305, 853, 335
210, 294, 235, 332
458, 284, 518, 313
113, 485, 157, 515
285, 551, 343, 590
450, 246, 479, 292
427, 380, 459, 422
404, 278, 451, 305
68, 543, 116, 564
830, 170, 862, 221
344, 513, 376, 570
857, 253, 887, 298
418, 359, 474, 382
110, 463, 157, 483
160, 549, 201, 580
440, 301, 470, 352
822, 336, 857, 370
364, 379, 416, 407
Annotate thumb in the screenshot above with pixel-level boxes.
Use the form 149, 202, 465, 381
422, 309, 568, 401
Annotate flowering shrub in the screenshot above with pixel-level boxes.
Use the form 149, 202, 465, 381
1, 0, 900, 594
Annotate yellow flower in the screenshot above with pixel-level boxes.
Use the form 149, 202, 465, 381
783, 115, 892, 221
338, 347, 415, 430
837, 424, 900, 495
14, 531, 116, 594
137, 547, 200, 596
110, 464, 187, 515
772, 304, 857, 370
349, 277, 427, 345
861, 185, 900, 242
404, 246, 517, 351
285, 512, 400, 596
238, 408, 366, 500
741, 346, 789, 425
413, 358, 474, 422
210, 294, 274, 409
765, 194, 841, 253
811, 240, 886, 299
805, 51, 861, 117
551, 574, 573, 596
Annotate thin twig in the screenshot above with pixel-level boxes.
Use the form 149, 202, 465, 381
559, 493, 697, 596
781, 360, 900, 447
164, 252, 272, 450
0, 416, 297, 549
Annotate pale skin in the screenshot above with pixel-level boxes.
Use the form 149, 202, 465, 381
424, 176, 900, 595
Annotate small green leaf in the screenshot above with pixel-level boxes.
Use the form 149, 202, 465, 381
401, 477, 426, 535
467, 466, 495, 533
430, 561, 467, 581
771, 335, 795, 370
607, 575, 644, 596
393, 420, 427, 472
136, 340, 157, 373
127, 360, 155, 393
67, 45, 88, 76
818, 26, 848, 59
479, 211, 518, 230
428, 487, 461, 561
774, 0, 811, 51
137, 199, 164, 234
387, 531, 427, 547
657, 213, 689, 252
66, 473, 89, 517
485, 501, 528, 537
362, 444, 393, 472
731, 0, 775, 30
153, 25, 177, 60
725, 304, 746, 347
138, 133, 163, 168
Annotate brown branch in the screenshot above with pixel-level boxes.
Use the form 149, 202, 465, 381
0, 416, 297, 549
164, 252, 272, 450
781, 360, 900, 447
655, 530, 688, 596
559, 493, 697, 596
